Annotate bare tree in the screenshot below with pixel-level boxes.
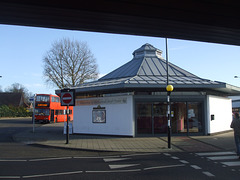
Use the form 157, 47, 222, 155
43, 38, 99, 89
5, 83, 31, 103
5, 83, 28, 94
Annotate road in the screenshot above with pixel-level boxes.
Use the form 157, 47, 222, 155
0, 118, 104, 158
0, 118, 240, 179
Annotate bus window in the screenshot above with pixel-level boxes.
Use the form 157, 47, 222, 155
55, 110, 64, 115
35, 109, 50, 116
36, 95, 50, 102
52, 96, 60, 102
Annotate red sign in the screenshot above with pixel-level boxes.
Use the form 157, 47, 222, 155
62, 93, 72, 104
61, 89, 75, 106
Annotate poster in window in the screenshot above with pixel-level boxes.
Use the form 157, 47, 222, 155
92, 109, 106, 123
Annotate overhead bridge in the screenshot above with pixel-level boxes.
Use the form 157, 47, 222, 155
1, 0, 240, 46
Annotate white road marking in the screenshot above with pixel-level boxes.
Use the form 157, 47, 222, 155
121, 153, 161, 157
0, 156, 122, 162
221, 161, 240, 166
207, 156, 239, 161
29, 157, 72, 162
202, 171, 215, 177
196, 152, 235, 156
86, 169, 141, 173
196, 151, 240, 167
0, 176, 20, 179
0, 159, 27, 162
171, 156, 179, 160
179, 160, 189, 164
163, 153, 171, 156
144, 164, 185, 170
191, 165, 202, 170
109, 164, 140, 169
22, 171, 83, 178
74, 155, 120, 159
104, 158, 130, 162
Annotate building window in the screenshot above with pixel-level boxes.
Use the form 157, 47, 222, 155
136, 101, 203, 135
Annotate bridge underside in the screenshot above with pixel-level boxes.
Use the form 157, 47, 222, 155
1, 1, 240, 46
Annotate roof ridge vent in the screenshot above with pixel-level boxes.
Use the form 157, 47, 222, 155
133, 43, 163, 58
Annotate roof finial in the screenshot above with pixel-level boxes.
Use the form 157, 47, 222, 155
133, 43, 163, 58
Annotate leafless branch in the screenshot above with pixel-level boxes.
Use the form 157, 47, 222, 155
43, 38, 99, 89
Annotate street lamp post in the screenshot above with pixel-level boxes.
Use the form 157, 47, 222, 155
165, 38, 174, 149
166, 85, 174, 148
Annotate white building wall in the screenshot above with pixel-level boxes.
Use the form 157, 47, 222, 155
73, 95, 134, 136
207, 95, 232, 134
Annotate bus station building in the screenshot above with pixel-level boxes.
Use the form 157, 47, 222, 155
58, 44, 240, 137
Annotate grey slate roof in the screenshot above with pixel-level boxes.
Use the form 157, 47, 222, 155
0, 92, 26, 107
72, 43, 240, 95
100, 43, 196, 80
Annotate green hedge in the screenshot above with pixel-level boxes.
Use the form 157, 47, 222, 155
0, 105, 32, 117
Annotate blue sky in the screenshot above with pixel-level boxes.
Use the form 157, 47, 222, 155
1, 24, 240, 95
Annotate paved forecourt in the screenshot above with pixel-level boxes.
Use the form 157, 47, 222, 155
13, 122, 234, 153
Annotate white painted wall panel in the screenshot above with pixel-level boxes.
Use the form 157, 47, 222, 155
208, 95, 232, 134
73, 95, 134, 136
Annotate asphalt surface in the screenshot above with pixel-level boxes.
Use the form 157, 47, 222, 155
1, 117, 240, 180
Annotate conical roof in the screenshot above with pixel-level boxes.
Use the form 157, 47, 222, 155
71, 43, 240, 95
99, 43, 197, 81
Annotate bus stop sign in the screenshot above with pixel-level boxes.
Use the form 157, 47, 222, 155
61, 89, 75, 106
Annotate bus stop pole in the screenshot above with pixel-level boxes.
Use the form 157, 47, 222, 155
32, 94, 36, 133
66, 104, 69, 144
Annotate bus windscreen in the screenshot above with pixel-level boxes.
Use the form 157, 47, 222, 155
36, 95, 50, 102
35, 109, 50, 116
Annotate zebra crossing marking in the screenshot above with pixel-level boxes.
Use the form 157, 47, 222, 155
195, 151, 240, 168
196, 152, 235, 156
207, 156, 239, 161
221, 161, 240, 167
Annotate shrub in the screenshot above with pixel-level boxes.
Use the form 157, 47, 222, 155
0, 105, 32, 117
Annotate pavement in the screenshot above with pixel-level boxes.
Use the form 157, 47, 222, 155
13, 122, 236, 153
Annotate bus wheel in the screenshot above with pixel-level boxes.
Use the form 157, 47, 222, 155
55, 117, 57, 123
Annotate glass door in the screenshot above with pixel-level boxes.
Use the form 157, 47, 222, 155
188, 102, 203, 133
50, 109, 55, 122
136, 103, 152, 134
153, 102, 168, 134
171, 102, 187, 134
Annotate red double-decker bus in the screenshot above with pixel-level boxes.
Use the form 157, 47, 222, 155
34, 94, 73, 123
